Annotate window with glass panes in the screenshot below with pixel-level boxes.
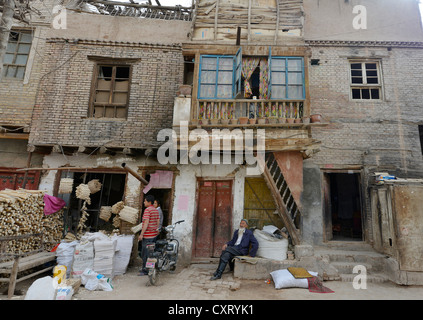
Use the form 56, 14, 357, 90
90, 65, 131, 119
198, 55, 235, 99
270, 57, 305, 100
350, 61, 382, 100
2, 30, 32, 79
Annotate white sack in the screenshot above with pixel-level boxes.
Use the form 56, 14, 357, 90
93, 237, 117, 278
111, 234, 134, 276
254, 229, 288, 261
81, 268, 113, 291
56, 241, 78, 278
270, 269, 318, 289
55, 286, 74, 300
25, 276, 57, 300
71, 241, 94, 278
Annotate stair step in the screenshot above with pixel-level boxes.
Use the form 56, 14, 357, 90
339, 273, 389, 283
331, 261, 373, 274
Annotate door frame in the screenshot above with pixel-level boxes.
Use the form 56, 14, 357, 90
192, 177, 235, 258
322, 169, 365, 243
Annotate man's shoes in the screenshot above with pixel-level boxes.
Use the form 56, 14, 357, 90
210, 274, 221, 281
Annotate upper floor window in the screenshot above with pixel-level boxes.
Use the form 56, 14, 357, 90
350, 61, 382, 100
198, 48, 305, 100
2, 30, 32, 79
90, 64, 131, 119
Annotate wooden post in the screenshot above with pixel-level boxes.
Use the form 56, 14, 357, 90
8, 256, 20, 299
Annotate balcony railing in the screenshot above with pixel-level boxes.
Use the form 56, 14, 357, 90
194, 99, 305, 125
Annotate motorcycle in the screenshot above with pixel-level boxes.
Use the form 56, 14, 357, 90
145, 220, 184, 285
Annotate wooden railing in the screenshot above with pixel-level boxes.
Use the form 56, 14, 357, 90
194, 99, 305, 125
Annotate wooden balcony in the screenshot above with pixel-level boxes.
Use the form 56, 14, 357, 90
193, 99, 307, 126
172, 97, 325, 156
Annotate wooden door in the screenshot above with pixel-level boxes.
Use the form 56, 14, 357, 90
0, 168, 40, 191
194, 180, 233, 258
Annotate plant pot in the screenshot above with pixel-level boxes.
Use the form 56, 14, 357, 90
178, 84, 192, 97
294, 118, 302, 123
191, 119, 199, 126
257, 117, 266, 125
220, 119, 230, 125
302, 117, 310, 124
210, 119, 219, 125
311, 114, 322, 123
269, 117, 278, 124
249, 118, 256, 124
239, 117, 249, 125
286, 118, 295, 124
278, 118, 286, 124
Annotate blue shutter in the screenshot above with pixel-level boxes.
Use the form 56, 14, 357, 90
233, 47, 242, 98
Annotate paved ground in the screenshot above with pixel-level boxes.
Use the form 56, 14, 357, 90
2, 259, 423, 301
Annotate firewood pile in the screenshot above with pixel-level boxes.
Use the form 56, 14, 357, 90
0, 189, 64, 254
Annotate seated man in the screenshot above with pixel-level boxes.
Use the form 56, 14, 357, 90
210, 219, 259, 280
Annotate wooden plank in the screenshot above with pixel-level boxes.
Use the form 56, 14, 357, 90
0, 252, 56, 273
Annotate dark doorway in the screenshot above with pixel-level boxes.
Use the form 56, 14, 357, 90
60, 171, 126, 234
142, 188, 173, 239
323, 172, 363, 241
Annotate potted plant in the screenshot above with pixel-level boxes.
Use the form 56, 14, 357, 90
239, 116, 249, 125
269, 104, 278, 124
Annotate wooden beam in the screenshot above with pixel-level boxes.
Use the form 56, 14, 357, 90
247, 0, 251, 43
121, 163, 148, 185
0, 132, 29, 140
214, 0, 219, 41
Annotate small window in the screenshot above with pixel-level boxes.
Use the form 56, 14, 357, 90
91, 65, 131, 119
350, 61, 382, 100
270, 57, 305, 100
2, 30, 32, 79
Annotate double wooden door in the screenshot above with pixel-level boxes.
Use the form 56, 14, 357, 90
193, 180, 233, 258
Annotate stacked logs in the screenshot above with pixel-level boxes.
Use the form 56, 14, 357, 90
0, 189, 64, 253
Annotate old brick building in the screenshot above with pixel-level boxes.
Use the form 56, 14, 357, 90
1, 0, 423, 283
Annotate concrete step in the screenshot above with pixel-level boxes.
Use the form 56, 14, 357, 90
339, 273, 389, 283
330, 261, 373, 274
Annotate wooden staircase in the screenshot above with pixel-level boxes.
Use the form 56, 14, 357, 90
261, 152, 302, 245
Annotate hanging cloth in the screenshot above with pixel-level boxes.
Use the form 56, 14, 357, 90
43, 194, 66, 215
259, 58, 270, 100
241, 57, 260, 98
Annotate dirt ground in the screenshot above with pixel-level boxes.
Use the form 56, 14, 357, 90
2, 258, 423, 301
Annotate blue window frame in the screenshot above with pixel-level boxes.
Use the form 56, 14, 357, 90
198, 48, 242, 99
198, 48, 305, 100
270, 57, 305, 100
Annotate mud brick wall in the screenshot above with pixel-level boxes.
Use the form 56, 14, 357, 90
0, 27, 49, 129
307, 44, 423, 178
29, 39, 184, 149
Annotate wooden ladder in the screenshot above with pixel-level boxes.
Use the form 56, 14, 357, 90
261, 152, 302, 245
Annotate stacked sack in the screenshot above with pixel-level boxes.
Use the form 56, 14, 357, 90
54, 232, 134, 291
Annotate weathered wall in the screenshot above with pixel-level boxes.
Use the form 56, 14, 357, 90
392, 184, 423, 272
0, 0, 56, 128
49, 11, 191, 45
301, 44, 423, 245
29, 40, 184, 148
308, 45, 423, 176
304, 0, 423, 42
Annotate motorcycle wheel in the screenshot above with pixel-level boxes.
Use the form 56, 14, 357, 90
148, 268, 158, 286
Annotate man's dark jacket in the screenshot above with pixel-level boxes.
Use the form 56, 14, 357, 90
226, 229, 259, 257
